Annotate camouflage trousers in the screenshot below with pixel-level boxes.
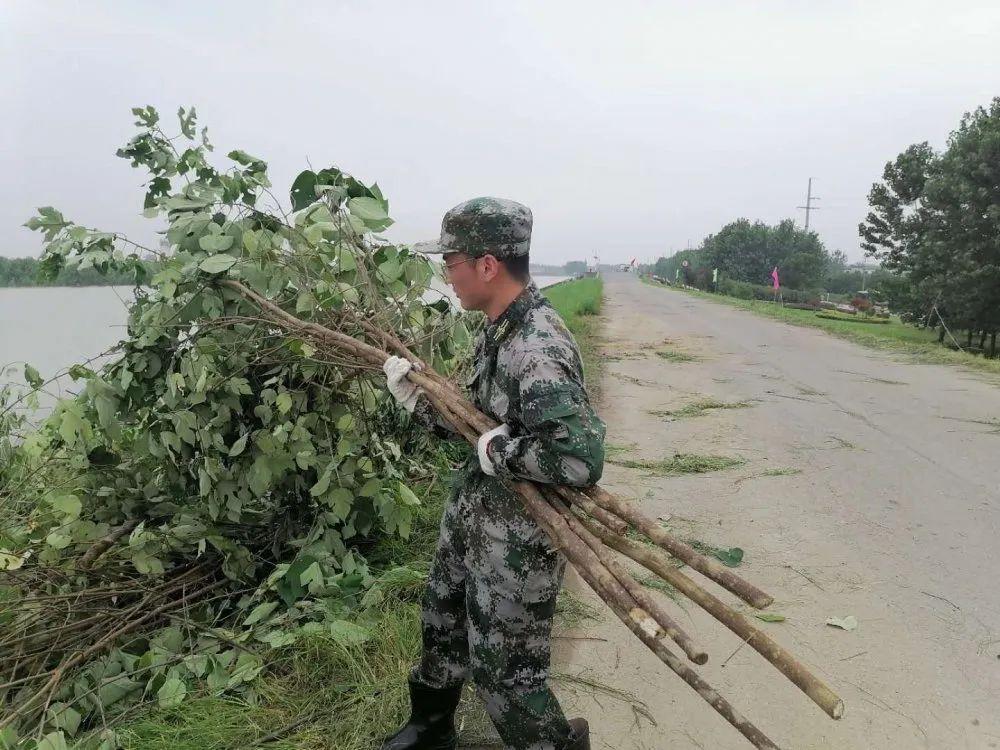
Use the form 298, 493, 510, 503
412, 471, 572, 750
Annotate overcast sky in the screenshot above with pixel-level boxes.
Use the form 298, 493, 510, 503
3, 1, 999, 266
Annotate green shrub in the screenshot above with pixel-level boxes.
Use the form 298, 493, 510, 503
716, 278, 821, 305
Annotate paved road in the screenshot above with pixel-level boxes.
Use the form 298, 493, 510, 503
555, 274, 1000, 750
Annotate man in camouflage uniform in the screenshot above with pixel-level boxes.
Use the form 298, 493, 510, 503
380, 198, 605, 750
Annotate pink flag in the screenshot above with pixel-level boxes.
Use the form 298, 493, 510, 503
771, 267, 780, 290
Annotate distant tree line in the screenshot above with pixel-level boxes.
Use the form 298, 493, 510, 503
0, 256, 151, 287
643, 98, 1000, 359
648, 220, 841, 294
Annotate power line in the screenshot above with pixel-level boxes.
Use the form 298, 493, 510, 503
797, 177, 821, 230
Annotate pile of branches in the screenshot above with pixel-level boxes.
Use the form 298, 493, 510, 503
2, 107, 466, 748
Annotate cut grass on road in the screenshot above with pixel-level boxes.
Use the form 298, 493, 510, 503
646, 281, 1000, 378
650, 398, 751, 420
609, 452, 744, 476
655, 348, 697, 362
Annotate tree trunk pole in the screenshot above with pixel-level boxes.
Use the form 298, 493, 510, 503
580, 514, 845, 720
583, 486, 774, 608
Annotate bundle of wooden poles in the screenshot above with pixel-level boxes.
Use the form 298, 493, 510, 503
223, 279, 844, 750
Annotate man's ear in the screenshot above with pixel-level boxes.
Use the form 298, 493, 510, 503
479, 254, 501, 281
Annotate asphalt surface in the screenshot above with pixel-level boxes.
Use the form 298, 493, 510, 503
555, 273, 1000, 750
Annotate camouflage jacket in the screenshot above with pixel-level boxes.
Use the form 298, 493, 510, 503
415, 282, 605, 487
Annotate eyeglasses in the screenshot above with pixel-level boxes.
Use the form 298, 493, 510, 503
441, 256, 477, 282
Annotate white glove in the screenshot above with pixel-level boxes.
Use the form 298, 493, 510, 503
383, 356, 422, 413
477, 423, 510, 476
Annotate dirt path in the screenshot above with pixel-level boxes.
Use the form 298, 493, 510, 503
553, 273, 1000, 750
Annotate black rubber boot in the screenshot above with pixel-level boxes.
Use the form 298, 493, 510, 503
563, 718, 591, 750
380, 678, 462, 750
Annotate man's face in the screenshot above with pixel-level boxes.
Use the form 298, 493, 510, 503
442, 252, 492, 311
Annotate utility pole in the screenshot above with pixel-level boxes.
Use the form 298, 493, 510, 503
797, 178, 821, 230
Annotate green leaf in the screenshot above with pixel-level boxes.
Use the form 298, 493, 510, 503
229, 433, 249, 457
347, 196, 387, 221
132, 551, 165, 576
47, 703, 82, 737
299, 560, 323, 587
326, 488, 353, 519
277, 557, 313, 606
296, 291, 317, 314
228, 149, 265, 168
228, 651, 265, 686
37, 731, 68, 750
0, 550, 26, 571
378, 259, 402, 282
68, 364, 95, 381
397, 483, 421, 507
289, 170, 318, 211
275, 392, 293, 415
249, 458, 272, 496
0, 727, 20, 749
826, 615, 858, 631
199, 234, 235, 252
713, 547, 744, 567
359, 478, 381, 497
131, 105, 160, 127
244, 601, 279, 626
157, 676, 186, 708
46, 532, 72, 550
754, 612, 786, 623
185, 652, 210, 678
94, 394, 117, 430
327, 619, 371, 645
98, 675, 140, 708
262, 630, 298, 648
24, 363, 43, 389
178, 105, 197, 139
57, 406, 87, 447
199, 254, 238, 274
50, 494, 82, 520
310, 465, 333, 497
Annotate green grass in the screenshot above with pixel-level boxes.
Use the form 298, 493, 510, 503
117, 597, 448, 750
116, 463, 456, 750
816, 311, 890, 324
649, 398, 751, 420
543, 277, 603, 335
636, 573, 683, 605
654, 284, 1000, 378
609, 452, 744, 476
544, 276, 604, 390
605, 442, 637, 458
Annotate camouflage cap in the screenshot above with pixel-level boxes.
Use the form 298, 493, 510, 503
413, 197, 532, 259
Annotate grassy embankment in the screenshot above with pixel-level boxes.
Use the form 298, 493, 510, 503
115, 277, 605, 750
644, 279, 1000, 378
543, 276, 603, 385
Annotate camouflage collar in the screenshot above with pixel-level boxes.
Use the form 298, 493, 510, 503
485, 281, 543, 348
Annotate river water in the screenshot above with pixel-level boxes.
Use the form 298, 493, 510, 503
0, 276, 568, 404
